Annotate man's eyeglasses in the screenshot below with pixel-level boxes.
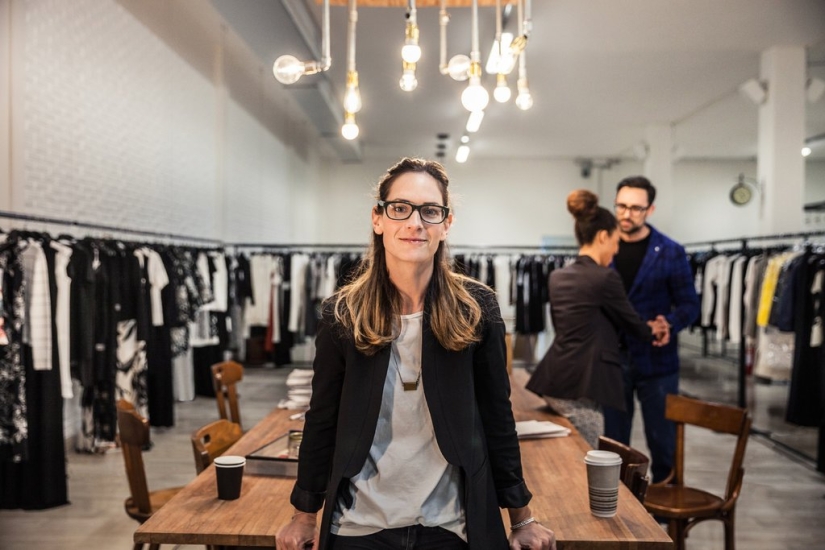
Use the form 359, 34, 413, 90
614, 203, 649, 216
378, 200, 450, 224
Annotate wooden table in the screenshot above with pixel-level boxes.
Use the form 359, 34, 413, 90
135, 369, 672, 549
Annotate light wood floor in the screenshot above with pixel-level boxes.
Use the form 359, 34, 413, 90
1, 359, 824, 550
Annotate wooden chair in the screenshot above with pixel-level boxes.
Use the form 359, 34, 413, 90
191, 419, 244, 474
211, 360, 244, 430
597, 435, 650, 503
643, 394, 752, 550
116, 400, 184, 550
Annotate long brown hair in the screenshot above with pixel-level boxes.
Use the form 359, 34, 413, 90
333, 157, 482, 354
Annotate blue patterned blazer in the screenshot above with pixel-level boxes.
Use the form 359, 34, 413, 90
618, 225, 700, 377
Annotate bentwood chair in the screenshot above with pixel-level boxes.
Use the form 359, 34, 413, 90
116, 400, 184, 550
643, 394, 751, 550
211, 360, 244, 430
191, 419, 244, 475
597, 436, 650, 503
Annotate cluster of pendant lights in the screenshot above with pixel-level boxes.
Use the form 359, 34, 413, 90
272, 0, 533, 160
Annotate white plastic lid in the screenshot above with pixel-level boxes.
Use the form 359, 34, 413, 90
214, 455, 246, 467
583, 450, 622, 466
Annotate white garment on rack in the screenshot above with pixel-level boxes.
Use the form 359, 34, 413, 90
51, 240, 73, 398
21, 240, 52, 371
173, 346, 195, 402
493, 255, 516, 333
713, 254, 737, 341
202, 252, 228, 312
270, 257, 283, 344
743, 255, 767, 340
728, 255, 748, 345
701, 255, 730, 336
289, 253, 310, 334
245, 255, 276, 327
144, 248, 169, 327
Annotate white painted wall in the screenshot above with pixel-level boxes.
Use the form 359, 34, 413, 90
316, 156, 825, 248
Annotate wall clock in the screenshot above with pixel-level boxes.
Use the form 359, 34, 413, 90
729, 173, 757, 206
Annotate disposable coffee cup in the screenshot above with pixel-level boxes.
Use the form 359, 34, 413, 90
583, 450, 622, 518
214, 455, 246, 500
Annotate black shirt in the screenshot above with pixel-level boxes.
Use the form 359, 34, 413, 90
615, 233, 651, 293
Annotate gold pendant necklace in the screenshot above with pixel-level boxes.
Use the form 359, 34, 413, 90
396, 363, 421, 391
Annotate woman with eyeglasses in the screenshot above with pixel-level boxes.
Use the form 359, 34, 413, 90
526, 190, 669, 449
277, 158, 556, 550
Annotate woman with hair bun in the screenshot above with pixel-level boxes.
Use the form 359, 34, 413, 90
526, 190, 668, 448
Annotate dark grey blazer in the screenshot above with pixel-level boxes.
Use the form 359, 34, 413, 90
527, 255, 653, 411
290, 282, 531, 550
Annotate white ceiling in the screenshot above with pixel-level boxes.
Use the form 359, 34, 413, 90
210, 0, 825, 163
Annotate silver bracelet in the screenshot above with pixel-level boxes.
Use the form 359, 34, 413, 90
510, 517, 536, 530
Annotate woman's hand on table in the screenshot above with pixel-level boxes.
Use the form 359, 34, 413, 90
276, 510, 318, 550
509, 520, 557, 550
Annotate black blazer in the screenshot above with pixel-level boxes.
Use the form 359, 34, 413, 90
527, 255, 652, 411
290, 282, 531, 550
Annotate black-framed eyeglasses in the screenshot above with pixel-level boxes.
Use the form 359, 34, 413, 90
377, 200, 450, 224
614, 203, 649, 215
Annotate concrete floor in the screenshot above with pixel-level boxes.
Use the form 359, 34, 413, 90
1, 352, 824, 550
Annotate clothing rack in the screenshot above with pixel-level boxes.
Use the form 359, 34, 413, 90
684, 230, 825, 251
0, 210, 222, 245
230, 242, 579, 254
685, 230, 825, 473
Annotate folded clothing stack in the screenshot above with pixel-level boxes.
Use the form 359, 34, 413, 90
277, 368, 314, 410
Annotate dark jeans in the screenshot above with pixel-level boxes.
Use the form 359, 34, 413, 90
603, 358, 678, 483
330, 525, 468, 550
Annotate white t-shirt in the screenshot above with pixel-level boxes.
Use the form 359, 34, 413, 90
332, 312, 466, 541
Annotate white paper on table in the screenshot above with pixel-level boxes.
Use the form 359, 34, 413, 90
515, 420, 572, 439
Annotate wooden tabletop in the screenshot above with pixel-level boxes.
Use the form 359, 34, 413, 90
135, 369, 672, 549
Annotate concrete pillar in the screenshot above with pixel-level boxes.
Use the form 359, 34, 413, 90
757, 46, 806, 234
644, 124, 674, 234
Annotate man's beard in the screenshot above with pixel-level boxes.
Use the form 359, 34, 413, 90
620, 220, 645, 236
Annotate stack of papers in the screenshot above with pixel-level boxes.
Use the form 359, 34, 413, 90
515, 420, 571, 439
277, 368, 314, 410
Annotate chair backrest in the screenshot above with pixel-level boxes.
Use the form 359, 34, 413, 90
597, 435, 650, 502
212, 360, 244, 430
116, 399, 152, 515
665, 394, 752, 502
191, 419, 244, 474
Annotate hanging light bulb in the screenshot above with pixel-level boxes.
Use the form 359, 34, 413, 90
401, 3, 421, 63
399, 61, 418, 92
344, 71, 362, 114
273, 55, 305, 85
514, 6, 533, 112
462, 63, 489, 112
271, 0, 331, 85
447, 54, 471, 81
342, 112, 359, 141
341, 0, 361, 141
461, 0, 489, 112
494, 73, 511, 103
516, 78, 533, 110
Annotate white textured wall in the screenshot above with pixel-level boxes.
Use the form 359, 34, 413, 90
15, 0, 219, 238
8, 0, 320, 244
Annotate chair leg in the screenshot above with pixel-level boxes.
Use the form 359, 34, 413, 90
724, 515, 736, 550
133, 543, 143, 550
668, 519, 686, 550
148, 544, 160, 550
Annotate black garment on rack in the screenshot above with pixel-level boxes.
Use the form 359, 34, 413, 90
787, 251, 825, 427
1, 237, 68, 510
